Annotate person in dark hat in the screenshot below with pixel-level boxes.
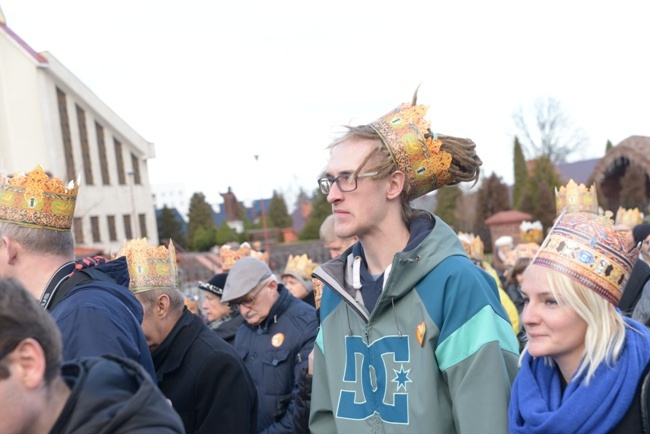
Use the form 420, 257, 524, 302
619, 223, 650, 325
632, 223, 650, 263
198, 273, 245, 345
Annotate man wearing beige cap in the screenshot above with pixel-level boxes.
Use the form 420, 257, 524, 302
222, 256, 318, 434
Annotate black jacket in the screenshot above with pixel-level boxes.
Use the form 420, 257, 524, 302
611, 359, 650, 433
211, 312, 246, 346
152, 308, 257, 434
50, 355, 185, 434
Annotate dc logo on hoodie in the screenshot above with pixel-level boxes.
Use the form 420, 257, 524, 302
337, 335, 411, 424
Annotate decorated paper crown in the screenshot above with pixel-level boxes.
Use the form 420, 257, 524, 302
520, 221, 544, 243
283, 254, 317, 280
514, 242, 540, 261
369, 97, 453, 200
615, 207, 644, 229
0, 165, 79, 231
458, 232, 484, 261
555, 179, 598, 215
533, 211, 638, 306
220, 242, 269, 271
117, 238, 179, 293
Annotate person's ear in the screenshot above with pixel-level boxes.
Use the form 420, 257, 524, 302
157, 294, 171, 317
12, 338, 46, 389
386, 170, 406, 200
2, 236, 19, 265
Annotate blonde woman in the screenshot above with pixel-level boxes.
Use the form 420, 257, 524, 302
509, 210, 650, 433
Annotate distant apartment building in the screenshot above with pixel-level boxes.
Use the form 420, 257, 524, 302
0, 13, 158, 253
152, 183, 189, 220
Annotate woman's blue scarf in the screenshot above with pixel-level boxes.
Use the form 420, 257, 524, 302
509, 317, 650, 434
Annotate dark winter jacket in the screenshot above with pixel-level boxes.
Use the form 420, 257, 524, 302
234, 285, 318, 434
49, 355, 185, 434
209, 312, 246, 346
152, 308, 258, 434
49, 257, 155, 379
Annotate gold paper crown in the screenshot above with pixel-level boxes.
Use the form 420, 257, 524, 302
219, 242, 269, 271
514, 242, 540, 261
117, 238, 179, 293
458, 232, 484, 261
533, 212, 638, 305
615, 207, 644, 229
369, 98, 453, 200
555, 179, 598, 216
520, 221, 544, 243
283, 254, 318, 280
0, 165, 79, 231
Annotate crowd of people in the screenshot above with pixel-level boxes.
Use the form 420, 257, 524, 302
1, 90, 650, 434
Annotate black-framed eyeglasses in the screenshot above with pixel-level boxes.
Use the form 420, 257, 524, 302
229, 279, 270, 308
318, 172, 378, 195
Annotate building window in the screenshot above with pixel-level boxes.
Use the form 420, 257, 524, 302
90, 216, 100, 243
138, 213, 147, 238
131, 153, 141, 185
107, 215, 117, 241
95, 122, 110, 185
73, 217, 84, 244
123, 214, 133, 239
76, 105, 93, 185
114, 139, 126, 185
56, 87, 75, 182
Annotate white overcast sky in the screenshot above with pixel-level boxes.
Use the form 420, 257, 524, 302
2, 0, 649, 210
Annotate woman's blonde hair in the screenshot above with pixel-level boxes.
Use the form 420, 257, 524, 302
527, 268, 627, 385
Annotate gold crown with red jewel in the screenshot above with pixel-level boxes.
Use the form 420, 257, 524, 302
0, 165, 78, 231
220, 242, 268, 271
369, 96, 453, 200
533, 181, 639, 305
117, 238, 179, 293
615, 207, 644, 229
555, 179, 598, 215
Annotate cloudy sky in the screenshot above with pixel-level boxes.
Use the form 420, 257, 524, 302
2, 0, 649, 210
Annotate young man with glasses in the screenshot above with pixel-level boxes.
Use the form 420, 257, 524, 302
222, 256, 318, 434
0, 278, 185, 434
309, 92, 520, 434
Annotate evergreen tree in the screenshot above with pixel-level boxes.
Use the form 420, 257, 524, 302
434, 185, 462, 230
512, 137, 528, 210
474, 173, 511, 227
216, 220, 239, 245
536, 180, 556, 231
157, 205, 185, 244
299, 189, 331, 240
620, 164, 647, 210
605, 140, 613, 154
268, 191, 293, 228
193, 227, 218, 252
519, 156, 562, 224
186, 192, 216, 251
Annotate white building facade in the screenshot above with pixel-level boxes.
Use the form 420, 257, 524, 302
0, 13, 158, 253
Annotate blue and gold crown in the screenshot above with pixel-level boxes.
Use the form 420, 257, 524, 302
117, 238, 179, 293
0, 165, 78, 231
533, 181, 638, 305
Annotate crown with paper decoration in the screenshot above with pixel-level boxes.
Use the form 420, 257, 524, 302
368, 92, 453, 201
0, 165, 79, 231
520, 220, 544, 243
555, 179, 598, 215
458, 232, 484, 261
514, 242, 540, 261
283, 254, 318, 281
614, 207, 644, 229
220, 242, 268, 271
117, 238, 179, 293
533, 185, 639, 305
